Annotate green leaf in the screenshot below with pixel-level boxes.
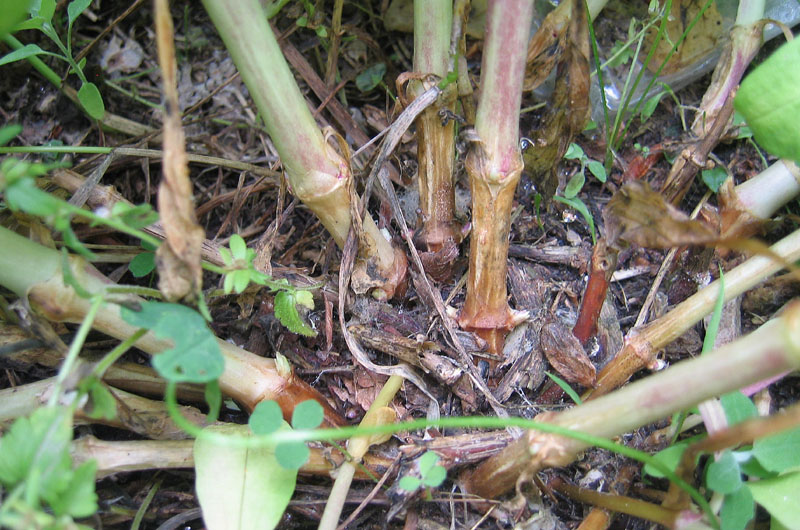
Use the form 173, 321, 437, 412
67, 0, 91, 27
0, 406, 71, 488
753, 427, 800, 473
643, 442, 689, 479
355, 63, 386, 92
544, 371, 582, 404
720, 391, 757, 426
640, 91, 664, 120
81, 378, 117, 420
738, 451, 772, 479
195, 424, 297, 530
734, 37, 800, 163
128, 251, 155, 277
250, 400, 284, 435
109, 202, 158, 229
315, 25, 327, 38
702, 267, 725, 354
273, 291, 316, 337
291, 400, 324, 430
296, 14, 307, 27
223, 273, 235, 295
120, 301, 224, 383
554, 196, 596, 244
219, 246, 233, 267
564, 143, 585, 160
0, 43, 46, 67
49, 460, 98, 518
0, 0, 31, 37
0, 124, 22, 146
275, 442, 310, 470
564, 172, 585, 199
77, 82, 105, 120
229, 234, 247, 260
587, 160, 607, 183
418, 451, 440, 476
720, 485, 754, 530
731, 111, 753, 140
233, 270, 251, 294
702, 167, 728, 193
747, 471, 800, 529
295, 290, 314, 310
29, 0, 55, 23
422, 465, 446, 487
706, 451, 742, 494
398, 475, 422, 491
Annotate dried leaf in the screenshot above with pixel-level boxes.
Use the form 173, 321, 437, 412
154, 0, 205, 302
645, 0, 724, 76
540, 319, 596, 387
523, 0, 591, 201
603, 180, 717, 249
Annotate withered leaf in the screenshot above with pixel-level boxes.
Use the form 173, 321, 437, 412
154, 0, 205, 302
523, 0, 590, 201
603, 180, 717, 249
540, 319, 596, 387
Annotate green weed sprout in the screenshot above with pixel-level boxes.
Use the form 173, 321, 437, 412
1, 0, 105, 120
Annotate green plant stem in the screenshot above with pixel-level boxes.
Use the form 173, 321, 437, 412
47, 295, 103, 406
459, 0, 533, 353
2, 34, 62, 86
0, 146, 276, 179
2, 35, 150, 137
91, 328, 148, 379
201, 0, 401, 288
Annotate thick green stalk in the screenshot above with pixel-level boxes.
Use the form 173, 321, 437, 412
201, 0, 403, 294
459, 0, 533, 353
411, 0, 460, 262
463, 302, 800, 499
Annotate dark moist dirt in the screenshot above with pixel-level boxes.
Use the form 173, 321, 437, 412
1, 1, 798, 529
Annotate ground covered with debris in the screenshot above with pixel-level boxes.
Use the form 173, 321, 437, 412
1, 1, 799, 529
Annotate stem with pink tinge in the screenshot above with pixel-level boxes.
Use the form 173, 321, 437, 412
458, 0, 533, 354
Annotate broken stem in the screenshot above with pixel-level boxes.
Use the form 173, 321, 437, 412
463, 301, 800, 499
586, 226, 800, 399
0, 226, 344, 426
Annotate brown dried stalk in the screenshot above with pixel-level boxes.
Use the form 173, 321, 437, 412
458, 0, 534, 354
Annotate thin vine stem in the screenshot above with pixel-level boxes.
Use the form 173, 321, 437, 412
163, 384, 716, 527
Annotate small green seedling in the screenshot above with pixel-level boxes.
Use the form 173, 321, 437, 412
554, 142, 604, 244
1, 0, 106, 120
398, 451, 447, 492
218, 234, 317, 336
